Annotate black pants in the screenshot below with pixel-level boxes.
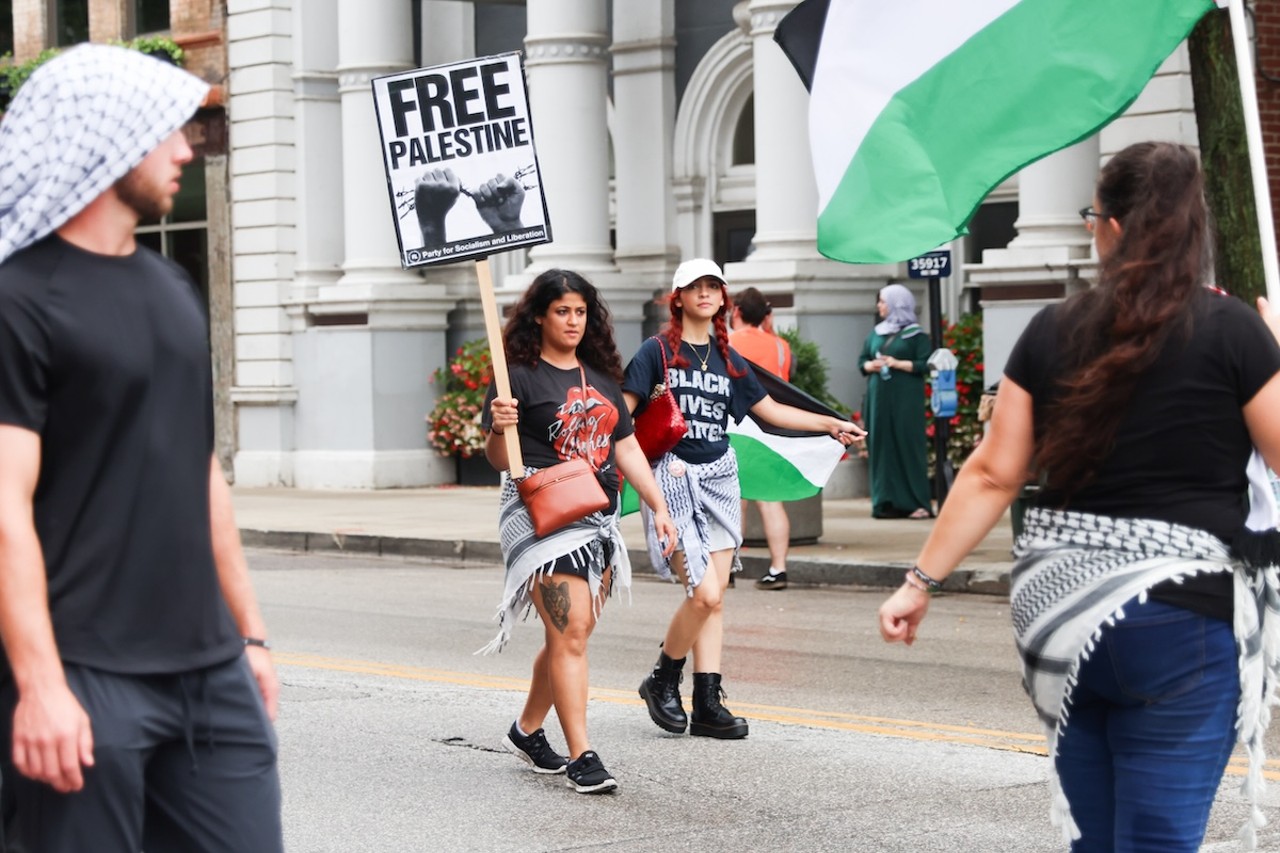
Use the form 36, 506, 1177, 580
0, 655, 282, 853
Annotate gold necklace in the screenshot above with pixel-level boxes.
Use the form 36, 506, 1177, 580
685, 340, 711, 371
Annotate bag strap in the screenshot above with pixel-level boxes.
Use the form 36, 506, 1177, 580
651, 335, 670, 373
574, 363, 599, 473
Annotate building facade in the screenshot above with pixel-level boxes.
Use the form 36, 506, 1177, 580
3, 1, 1273, 489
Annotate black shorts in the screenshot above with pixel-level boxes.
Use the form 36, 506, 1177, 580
0, 655, 283, 853
548, 540, 616, 586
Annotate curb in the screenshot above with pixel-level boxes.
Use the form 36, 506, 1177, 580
240, 528, 1012, 596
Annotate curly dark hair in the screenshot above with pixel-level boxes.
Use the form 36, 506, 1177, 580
1035, 142, 1209, 495
503, 269, 623, 382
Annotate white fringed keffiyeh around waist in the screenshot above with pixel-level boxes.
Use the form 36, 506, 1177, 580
1012, 507, 1280, 850
642, 448, 742, 590
476, 472, 631, 656
0, 44, 208, 265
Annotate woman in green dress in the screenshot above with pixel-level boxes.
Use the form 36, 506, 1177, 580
859, 284, 934, 519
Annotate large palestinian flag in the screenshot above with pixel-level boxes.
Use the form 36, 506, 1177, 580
621, 362, 847, 515
773, 0, 1215, 264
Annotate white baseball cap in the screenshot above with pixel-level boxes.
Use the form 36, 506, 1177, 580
671, 258, 726, 292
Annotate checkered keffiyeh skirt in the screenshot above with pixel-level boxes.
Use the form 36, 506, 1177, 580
1012, 507, 1280, 849
476, 471, 631, 656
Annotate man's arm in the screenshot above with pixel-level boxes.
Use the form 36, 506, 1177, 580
208, 456, 278, 720
0, 425, 93, 792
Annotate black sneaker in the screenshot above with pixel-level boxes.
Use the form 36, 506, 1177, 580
565, 750, 618, 794
755, 571, 787, 590
502, 722, 568, 774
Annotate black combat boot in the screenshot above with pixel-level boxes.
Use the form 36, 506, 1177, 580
638, 648, 687, 733
689, 672, 748, 739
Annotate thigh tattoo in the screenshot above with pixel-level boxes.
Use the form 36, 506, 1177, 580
541, 580, 571, 633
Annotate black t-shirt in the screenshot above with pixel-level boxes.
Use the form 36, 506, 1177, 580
0, 235, 242, 675
622, 337, 766, 464
1005, 289, 1280, 618
483, 360, 634, 512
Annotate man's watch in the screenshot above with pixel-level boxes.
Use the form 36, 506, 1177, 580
244, 636, 272, 650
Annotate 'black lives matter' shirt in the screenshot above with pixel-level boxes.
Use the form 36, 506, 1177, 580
0, 235, 242, 675
623, 336, 765, 465
483, 360, 634, 512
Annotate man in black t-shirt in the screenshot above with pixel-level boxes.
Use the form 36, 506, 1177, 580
0, 45, 282, 852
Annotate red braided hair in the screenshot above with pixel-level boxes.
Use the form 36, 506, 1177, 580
660, 289, 745, 378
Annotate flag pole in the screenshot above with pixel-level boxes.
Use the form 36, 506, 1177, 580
475, 257, 524, 478
1228, 0, 1280, 302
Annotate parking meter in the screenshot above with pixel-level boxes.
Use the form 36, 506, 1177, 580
928, 349, 958, 418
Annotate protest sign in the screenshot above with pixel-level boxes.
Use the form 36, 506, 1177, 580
371, 51, 552, 268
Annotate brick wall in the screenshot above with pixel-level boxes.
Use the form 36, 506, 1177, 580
8, 2, 225, 89
1257, 0, 1280, 252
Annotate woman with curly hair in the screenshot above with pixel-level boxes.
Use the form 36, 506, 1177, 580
480, 269, 676, 794
879, 142, 1280, 850
623, 258, 862, 740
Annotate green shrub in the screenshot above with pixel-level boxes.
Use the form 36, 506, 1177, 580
1, 38, 184, 111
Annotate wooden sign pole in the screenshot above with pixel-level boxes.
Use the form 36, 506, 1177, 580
475, 257, 524, 478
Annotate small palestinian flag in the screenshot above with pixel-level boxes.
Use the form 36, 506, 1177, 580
621, 361, 847, 514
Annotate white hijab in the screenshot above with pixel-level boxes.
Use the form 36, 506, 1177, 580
0, 44, 209, 265
875, 283, 919, 336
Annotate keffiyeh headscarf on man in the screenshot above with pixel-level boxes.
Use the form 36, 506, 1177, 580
875, 284, 919, 336
0, 43, 209, 265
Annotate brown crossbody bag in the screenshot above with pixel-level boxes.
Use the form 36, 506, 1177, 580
516, 364, 610, 537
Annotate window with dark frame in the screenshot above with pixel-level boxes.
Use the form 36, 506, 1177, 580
732, 95, 755, 166
134, 0, 169, 35
1, 0, 14, 57
136, 158, 211, 302
52, 0, 89, 47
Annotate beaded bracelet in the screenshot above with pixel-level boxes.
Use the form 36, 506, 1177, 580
903, 570, 932, 594
911, 565, 944, 592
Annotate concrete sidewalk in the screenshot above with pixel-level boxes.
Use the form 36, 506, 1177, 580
233, 485, 1015, 594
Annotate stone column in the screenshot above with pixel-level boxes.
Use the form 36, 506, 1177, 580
729, 0, 894, 410
968, 138, 1099, 385
292, 0, 343, 304
742, 0, 820, 263
333, 0, 420, 294
414, 0, 491, 357
228, 0, 299, 486
972, 47, 1201, 386
606, 0, 680, 352
522, 0, 614, 277
284, 0, 456, 488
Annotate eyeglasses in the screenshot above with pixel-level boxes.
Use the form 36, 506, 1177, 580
1079, 206, 1110, 231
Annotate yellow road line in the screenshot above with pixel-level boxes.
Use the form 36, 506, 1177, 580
274, 651, 1279, 779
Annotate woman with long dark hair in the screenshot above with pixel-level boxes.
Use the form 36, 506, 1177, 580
878, 142, 1280, 850
623, 258, 862, 740
480, 269, 676, 794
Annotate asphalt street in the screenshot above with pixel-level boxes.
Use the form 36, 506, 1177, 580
251, 549, 1280, 853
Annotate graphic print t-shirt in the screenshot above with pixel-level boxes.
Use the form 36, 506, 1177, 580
483, 360, 634, 511
623, 336, 765, 465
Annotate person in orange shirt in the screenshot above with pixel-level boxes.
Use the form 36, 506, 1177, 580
730, 288, 794, 590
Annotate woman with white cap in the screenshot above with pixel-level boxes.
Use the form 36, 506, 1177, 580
622, 258, 862, 739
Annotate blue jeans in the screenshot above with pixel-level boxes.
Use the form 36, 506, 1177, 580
1056, 597, 1239, 852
